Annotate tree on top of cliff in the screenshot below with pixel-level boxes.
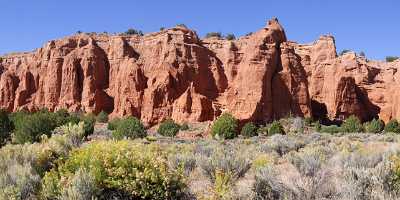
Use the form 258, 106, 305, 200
205, 32, 222, 39
339, 49, 351, 56
225, 34, 236, 40
386, 56, 399, 62
176, 24, 188, 28
124, 28, 144, 36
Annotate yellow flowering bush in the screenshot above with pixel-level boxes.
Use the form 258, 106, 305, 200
41, 140, 186, 199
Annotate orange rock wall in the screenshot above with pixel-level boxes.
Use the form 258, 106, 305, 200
1, 19, 398, 124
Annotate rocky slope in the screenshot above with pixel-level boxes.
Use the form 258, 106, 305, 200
0, 18, 399, 125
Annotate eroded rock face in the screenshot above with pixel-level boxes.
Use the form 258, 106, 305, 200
0, 18, 399, 124
293, 36, 400, 122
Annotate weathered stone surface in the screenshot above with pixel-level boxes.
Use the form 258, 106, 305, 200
293, 36, 399, 122
272, 42, 311, 119
1, 18, 399, 125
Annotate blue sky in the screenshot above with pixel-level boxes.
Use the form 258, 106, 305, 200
1, 0, 399, 60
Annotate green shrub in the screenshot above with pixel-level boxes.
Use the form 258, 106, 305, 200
41, 141, 186, 199
341, 115, 363, 133
10, 109, 92, 144
80, 114, 95, 137
180, 123, 190, 131
0, 109, 12, 146
54, 109, 69, 123
384, 119, 400, 133
54, 109, 81, 125
339, 49, 351, 55
364, 119, 384, 133
12, 110, 59, 144
124, 28, 143, 36
176, 24, 187, 28
211, 113, 238, 139
320, 125, 342, 134
315, 121, 322, 132
225, 34, 236, 40
257, 126, 269, 135
205, 32, 222, 38
386, 56, 399, 62
54, 110, 80, 126
64, 114, 81, 125
158, 119, 181, 137
268, 121, 284, 135
107, 118, 122, 130
96, 111, 108, 123
9, 110, 29, 131
241, 122, 258, 137
112, 117, 146, 139
304, 117, 313, 126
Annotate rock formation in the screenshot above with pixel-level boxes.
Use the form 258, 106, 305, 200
293, 35, 400, 123
0, 18, 399, 125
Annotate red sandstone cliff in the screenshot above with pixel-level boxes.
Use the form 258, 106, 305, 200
0, 18, 399, 125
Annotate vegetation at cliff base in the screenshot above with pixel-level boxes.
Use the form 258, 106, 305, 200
0, 110, 12, 146
96, 111, 109, 123
211, 113, 238, 139
158, 119, 181, 137
341, 115, 363, 133
364, 118, 384, 133
241, 122, 258, 137
111, 116, 146, 139
10, 109, 92, 144
385, 119, 400, 133
0, 109, 400, 199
